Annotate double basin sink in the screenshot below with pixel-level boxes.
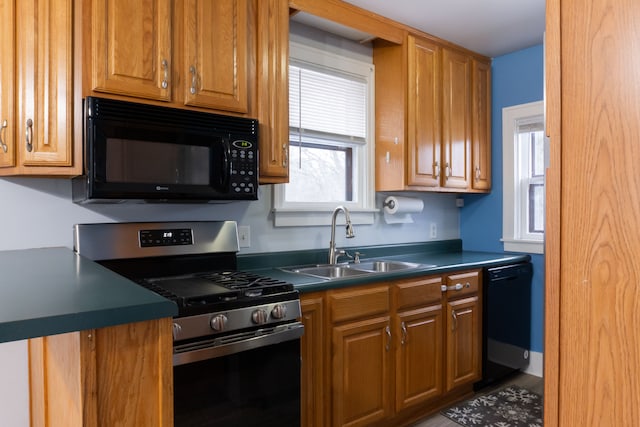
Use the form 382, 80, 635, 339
283, 260, 432, 280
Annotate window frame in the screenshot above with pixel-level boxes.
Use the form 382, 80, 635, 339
273, 41, 376, 227
502, 100, 545, 254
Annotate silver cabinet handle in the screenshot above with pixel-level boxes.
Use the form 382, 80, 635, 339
451, 310, 457, 331
445, 162, 451, 179
189, 65, 197, 94
433, 161, 440, 178
475, 165, 481, 181
385, 325, 391, 351
400, 321, 407, 345
282, 143, 288, 167
161, 59, 169, 89
0, 120, 7, 153
25, 118, 33, 152
441, 282, 470, 292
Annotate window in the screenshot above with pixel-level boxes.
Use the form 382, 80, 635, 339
502, 101, 545, 253
273, 42, 375, 227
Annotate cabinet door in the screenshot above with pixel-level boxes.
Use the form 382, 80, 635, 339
396, 305, 443, 411
29, 318, 174, 427
183, 0, 248, 112
16, 0, 74, 168
0, 0, 15, 168
441, 48, 471, 189
300, 294, 324, 427
332, 316, 392, 427
407, 35, 441, 188
373, 39, 406, 191
471, 59, 491, 191
256, 0, 289, 182
91, 0, 172, 101
445, 296, 481, 391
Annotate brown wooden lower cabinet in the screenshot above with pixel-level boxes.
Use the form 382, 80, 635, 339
300, 293, 325, 427
395, 304, 443, 411
446, 296, 481, 391
29, 317, 173, 427
300, 268, 482, 427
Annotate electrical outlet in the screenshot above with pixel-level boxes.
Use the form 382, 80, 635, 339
238, 226, 251, 248
430, 223, 437, 239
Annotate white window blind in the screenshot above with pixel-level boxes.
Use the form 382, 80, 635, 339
289, 64, 367, 144
273, 41, 376, 227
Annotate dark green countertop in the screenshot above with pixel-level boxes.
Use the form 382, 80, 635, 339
238, 240, 531, 293
0, 247, 177, 344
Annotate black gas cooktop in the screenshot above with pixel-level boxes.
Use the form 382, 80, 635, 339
138, 271, 296, 312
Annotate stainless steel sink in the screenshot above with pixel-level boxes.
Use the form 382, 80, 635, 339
283, 259, 431, 280
350, 260, 423, 273
287, 265, 372, 279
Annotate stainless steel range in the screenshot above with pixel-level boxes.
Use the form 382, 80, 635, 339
73, 221, 303, 427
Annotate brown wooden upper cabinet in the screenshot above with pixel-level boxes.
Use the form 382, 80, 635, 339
374, 34, 491, 193
0, 0, 79, 176
88, 0, 249, 113
85, 0, 290, 183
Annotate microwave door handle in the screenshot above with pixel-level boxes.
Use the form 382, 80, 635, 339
220, 138, 230, 189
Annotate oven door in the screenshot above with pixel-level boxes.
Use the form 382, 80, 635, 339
173, 322, 303, 427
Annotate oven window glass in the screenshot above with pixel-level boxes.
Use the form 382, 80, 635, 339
173, 339, 301, 427
106, 138, 210, 185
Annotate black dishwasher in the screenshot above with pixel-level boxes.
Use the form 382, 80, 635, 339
475, 262, 533, 390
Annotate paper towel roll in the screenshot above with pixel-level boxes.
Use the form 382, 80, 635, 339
383, 196, 424, 224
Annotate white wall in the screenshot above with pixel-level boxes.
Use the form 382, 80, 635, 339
0, 177, 459, 425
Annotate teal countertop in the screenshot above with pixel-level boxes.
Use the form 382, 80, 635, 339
0, 247, 177, 344
239, 240, 531, 293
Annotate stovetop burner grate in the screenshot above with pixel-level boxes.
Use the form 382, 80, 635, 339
197, 271, 288, 289
136, 270, 297, 315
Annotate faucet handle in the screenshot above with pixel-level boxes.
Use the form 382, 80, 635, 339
353, 251, 364, 263
335, 250, 353, 263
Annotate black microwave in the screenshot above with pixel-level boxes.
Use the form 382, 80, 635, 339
72, 97, 259, 203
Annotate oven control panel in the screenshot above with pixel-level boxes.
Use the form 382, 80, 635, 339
139, 228, 193, 247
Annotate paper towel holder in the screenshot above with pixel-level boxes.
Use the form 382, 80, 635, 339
382, 198, 396, 209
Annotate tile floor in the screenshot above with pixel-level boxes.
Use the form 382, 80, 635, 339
411, 373, 544, 427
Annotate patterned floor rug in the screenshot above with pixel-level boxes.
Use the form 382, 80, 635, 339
441, 385, 543, 427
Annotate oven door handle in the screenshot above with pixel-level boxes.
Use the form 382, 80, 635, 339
173, 322, 304, 366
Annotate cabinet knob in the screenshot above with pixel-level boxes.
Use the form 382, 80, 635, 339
0, 119, 7, 153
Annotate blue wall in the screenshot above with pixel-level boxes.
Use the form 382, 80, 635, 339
460, 44, 544, 353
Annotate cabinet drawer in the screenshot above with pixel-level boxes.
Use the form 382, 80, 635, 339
395, 276, 443, 310
444, 270, 480, 299
329, 285, 390, 323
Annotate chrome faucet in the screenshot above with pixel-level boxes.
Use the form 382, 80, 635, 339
328, 206, 355, 264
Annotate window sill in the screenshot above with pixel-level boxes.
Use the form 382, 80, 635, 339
273, 208, 378, 227
501, 238, 544, 254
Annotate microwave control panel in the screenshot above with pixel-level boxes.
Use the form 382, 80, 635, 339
229, 139, 257, 195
